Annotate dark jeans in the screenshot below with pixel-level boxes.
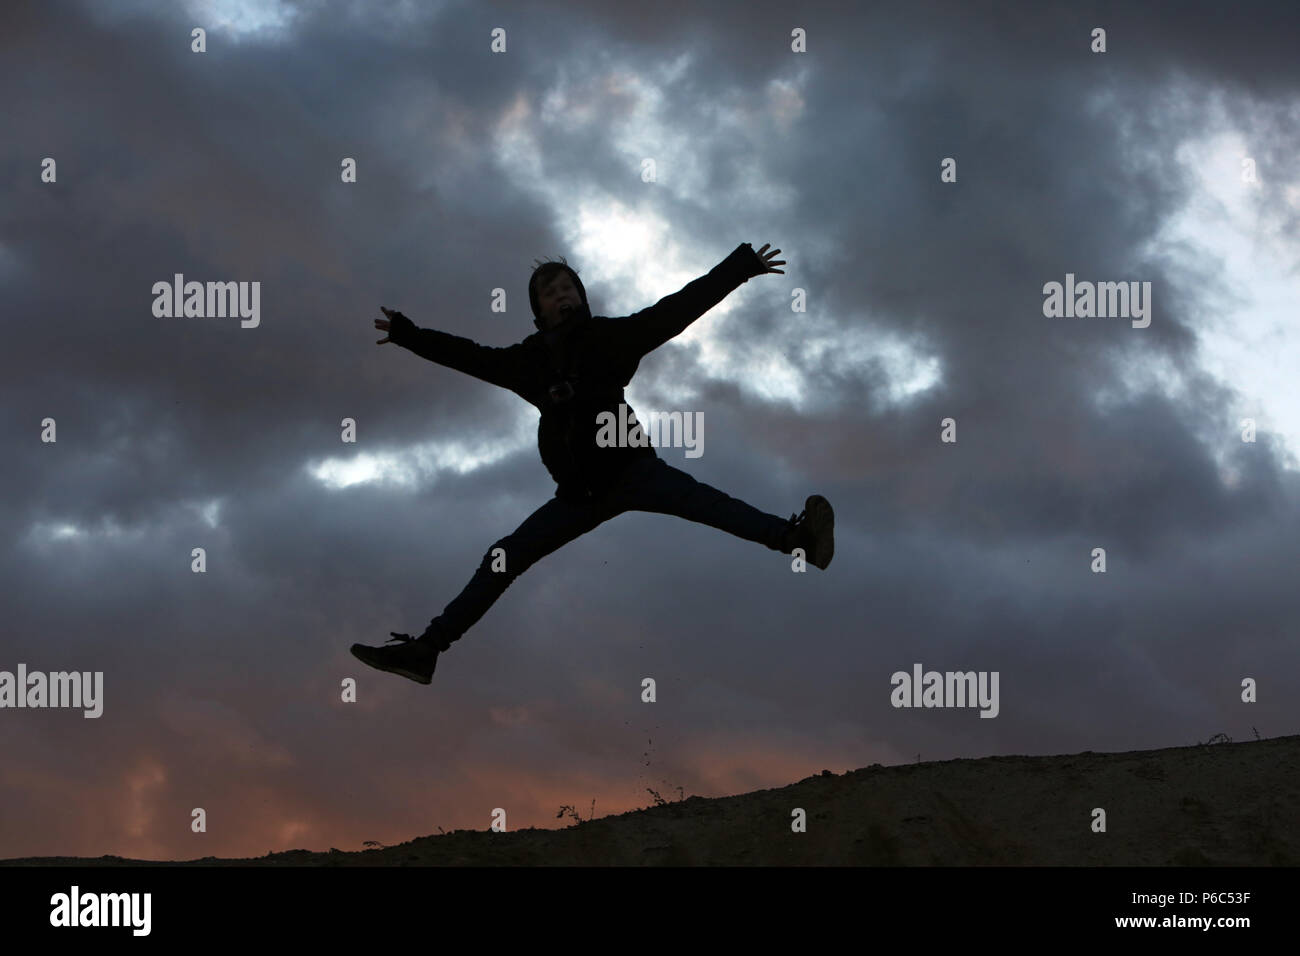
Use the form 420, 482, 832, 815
423, 455, 792, 649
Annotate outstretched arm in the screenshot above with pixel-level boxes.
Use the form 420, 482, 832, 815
376, 306, 524, 393
618, 243, 784, 359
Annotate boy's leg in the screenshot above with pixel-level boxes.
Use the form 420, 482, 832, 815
421, 493, 613, 650
608, 456, 793, 552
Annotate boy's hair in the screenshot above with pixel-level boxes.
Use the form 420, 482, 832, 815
528, 256, 588, 325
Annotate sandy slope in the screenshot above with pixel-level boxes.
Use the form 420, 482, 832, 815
7, 735, 1296, 866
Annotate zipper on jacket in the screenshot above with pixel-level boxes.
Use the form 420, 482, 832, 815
561, 414, 592, 497
544, 329, 594, 498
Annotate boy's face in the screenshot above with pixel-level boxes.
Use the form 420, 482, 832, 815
537, 272, 582, 330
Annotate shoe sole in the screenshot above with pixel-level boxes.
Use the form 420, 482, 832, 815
804, 495, 834, 569
350, 643, 434, 684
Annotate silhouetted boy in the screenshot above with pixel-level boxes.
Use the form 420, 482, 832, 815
352, 242, 833, 683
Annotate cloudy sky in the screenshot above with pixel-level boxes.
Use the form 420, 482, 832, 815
2, 0, 1298, 860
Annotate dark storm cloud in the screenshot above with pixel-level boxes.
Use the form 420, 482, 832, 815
1, 0, 1297, 859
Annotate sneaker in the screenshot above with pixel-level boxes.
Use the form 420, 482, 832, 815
782, 495, 834, 569
350, 632, 439, 684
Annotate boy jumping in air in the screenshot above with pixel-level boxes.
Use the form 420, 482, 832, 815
351, 242, 834, 683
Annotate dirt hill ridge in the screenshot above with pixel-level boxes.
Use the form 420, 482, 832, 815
8, 734, 1296, 865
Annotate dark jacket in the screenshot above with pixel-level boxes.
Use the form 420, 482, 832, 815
387, 242, 769, 501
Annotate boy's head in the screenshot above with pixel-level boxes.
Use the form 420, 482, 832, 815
529, 257, 589, 331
